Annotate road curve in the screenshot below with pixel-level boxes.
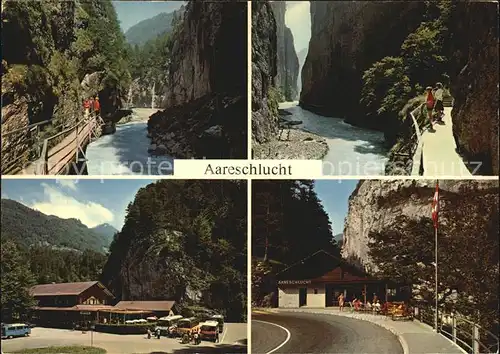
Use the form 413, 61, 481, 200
252, 312, 404, 354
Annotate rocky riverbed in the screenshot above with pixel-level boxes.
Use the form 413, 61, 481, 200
253, 127, 328, 159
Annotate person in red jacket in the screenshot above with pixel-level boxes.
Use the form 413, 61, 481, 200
93, 96, 100, 116
425, 86, 435, 131
83, 98, 90, 118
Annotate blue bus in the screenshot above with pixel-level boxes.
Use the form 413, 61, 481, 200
1, 323, 31, 339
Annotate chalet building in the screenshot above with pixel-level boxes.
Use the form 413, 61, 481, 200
30, 281, 177, 329
31, 281, 115, 328
276, 250, 410, 308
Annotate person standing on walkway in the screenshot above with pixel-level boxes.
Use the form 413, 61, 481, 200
433, 82, 444, 123
338, 293, 345, 311
83, 98, 90, 119
425, 86, 435, 131
93, 96, 100, 117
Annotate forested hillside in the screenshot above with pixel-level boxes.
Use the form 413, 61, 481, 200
251, 180, 341, 306
125, 10, 181, 47
91, 223, 119, 247
1, 198, 111, 322
125, 7, 184, 108
101, 180, 247, 322
1, 199, 112, 252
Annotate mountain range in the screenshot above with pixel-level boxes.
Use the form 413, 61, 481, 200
125, 7, 184, 46
1, 199, 116, 253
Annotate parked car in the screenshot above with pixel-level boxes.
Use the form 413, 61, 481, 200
1, 323, 31, 339
175, 317, 200, 337
211, 314, 224, 333
199, 321, 219, 342
155, 315, 183, 336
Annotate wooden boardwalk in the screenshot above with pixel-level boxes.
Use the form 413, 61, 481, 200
421, 107, 472, 177
2, 115, 103, 175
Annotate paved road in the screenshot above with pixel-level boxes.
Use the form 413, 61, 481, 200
252, 312, 403, 353
422, 107, 472, 177
1, 323, 247, 354
279, 101, 388, 176
86, 108, 174, 175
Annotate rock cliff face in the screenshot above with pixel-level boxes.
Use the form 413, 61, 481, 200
271, 2, 299, 101
448, 1, 499, 175
251, 1, 278, 144
296, 48, 308, 97
148, 1, 247, 158
342, 179, 499, 270
300, 2, 425, 126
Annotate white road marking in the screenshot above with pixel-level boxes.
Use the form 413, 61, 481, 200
253, 319, 291, 354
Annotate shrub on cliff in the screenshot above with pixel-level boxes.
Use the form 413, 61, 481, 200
266, 86, 283, 122
360, 1, 451, 147
100, 180, 247, 322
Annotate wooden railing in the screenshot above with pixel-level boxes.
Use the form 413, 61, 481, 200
1, 114, 103, 175
410, 103, 426, 176
1, 119, 52, 175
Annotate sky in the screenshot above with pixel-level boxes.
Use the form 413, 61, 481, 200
314, 180, 359, 236
112, 1, 185, 32
285, 1, 311, 53
1, 179, 157, 230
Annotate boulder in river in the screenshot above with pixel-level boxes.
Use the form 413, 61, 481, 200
202, 125, 223, 138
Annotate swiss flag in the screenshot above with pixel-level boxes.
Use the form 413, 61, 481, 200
431, 181, 439, 228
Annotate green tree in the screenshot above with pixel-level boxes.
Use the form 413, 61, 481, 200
368, 190, 498, 331
1, 241, 36, 323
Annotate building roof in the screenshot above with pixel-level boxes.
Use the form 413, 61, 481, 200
114, 301, 175, 312
30, 281, 114, 298
276, 250, 370, 281
33, 305, 114, 312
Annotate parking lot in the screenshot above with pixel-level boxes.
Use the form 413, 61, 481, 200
1, 324, 247, 353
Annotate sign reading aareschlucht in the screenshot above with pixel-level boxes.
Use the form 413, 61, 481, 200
174, 160, 322, 179
277, 280, 312, 285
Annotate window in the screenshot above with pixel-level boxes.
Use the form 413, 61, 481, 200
314, 289, 318, 294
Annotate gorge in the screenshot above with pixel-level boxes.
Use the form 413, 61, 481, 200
1, 1, 248, 175
253, 1, 498, 175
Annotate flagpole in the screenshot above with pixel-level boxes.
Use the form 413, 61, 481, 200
435, 223, 438, 332
434, 179, 439, 332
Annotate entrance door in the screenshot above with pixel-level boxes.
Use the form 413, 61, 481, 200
299, 288, 307, 307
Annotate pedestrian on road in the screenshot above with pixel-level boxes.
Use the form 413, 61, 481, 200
425, 86, 435, 131
147, 328, 152, 339
433, 82, 444, 123
156, 328, 161, 339
215, 330, 220, 343
338, 293, 345, 311
93, 96, 100, 117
